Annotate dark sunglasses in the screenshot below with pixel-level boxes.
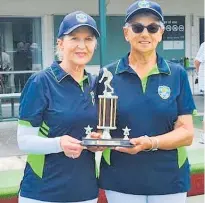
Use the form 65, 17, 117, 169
130, 23, 161, 34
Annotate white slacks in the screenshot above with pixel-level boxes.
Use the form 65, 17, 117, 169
105, 190, 187, 203
18, 195, 98, 203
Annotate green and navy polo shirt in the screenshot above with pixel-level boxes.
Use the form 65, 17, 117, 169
97, 54, 196, 195
19, 61, 98, 202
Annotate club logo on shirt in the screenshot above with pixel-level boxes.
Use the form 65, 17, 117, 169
138, 0, 150, 8
158, 86, 171, 99
76, 13, 88, 23
90, 91, 95, 105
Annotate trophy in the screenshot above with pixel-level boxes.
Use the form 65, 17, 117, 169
81, 68, 133, 148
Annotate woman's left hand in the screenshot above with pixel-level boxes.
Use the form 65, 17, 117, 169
86, 132, 106, 152
115, 136, 152, 154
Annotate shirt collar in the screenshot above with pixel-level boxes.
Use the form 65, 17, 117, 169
157, 54, 171, 75
115, 53, 171, 75
50, 61, 69, 82
50, 61, 90, 83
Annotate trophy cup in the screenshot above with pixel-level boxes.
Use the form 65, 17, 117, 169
81, 68, 133, 148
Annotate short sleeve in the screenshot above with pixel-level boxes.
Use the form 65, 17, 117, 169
177, 68, 196, 115
195, 43, 204, 62
19, 73, 48, 127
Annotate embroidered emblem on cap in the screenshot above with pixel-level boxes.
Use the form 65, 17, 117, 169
76, 13, 88, 23
138, 0, 150, 8
158, 86, 171, 99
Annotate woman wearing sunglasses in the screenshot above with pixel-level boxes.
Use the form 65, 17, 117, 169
97, 1, 196, 203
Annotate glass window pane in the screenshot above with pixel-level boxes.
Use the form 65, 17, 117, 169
0, 17, 42, 94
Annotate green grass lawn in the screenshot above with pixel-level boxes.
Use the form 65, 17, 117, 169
193, 115, 203, 129
188, 148, 204, 174
0, 170, 23, 198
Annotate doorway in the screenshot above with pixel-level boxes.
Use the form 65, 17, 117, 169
199, 18, 204, 45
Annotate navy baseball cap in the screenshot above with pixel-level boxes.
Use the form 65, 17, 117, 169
58, 11, 100, 38
125, 0, 164, 23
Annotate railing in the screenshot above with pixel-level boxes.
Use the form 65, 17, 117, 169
0, 70, 37, 74
0, 68, 100, 121
0, 71, 38, 121
0, 70, 38, 94
0, 93, 21, 121
0, 70, 38, 121
0, 66, 199, 121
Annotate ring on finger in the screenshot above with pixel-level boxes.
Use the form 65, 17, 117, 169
72, 154, 75, 159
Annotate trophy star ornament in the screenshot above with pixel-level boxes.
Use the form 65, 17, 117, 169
123, 126, 131, 140
84, 125, 93, 138
123, 126, 131, 135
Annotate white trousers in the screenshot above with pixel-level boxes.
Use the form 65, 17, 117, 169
18, 195, 98, 203
105, 190, 187, 203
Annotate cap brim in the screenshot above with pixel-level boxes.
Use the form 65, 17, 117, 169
125, 8, 164, 23
63, 24, 100, 37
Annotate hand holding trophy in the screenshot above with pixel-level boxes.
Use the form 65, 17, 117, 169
82, 68, 133, 148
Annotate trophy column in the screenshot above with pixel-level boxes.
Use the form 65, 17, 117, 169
98, 95, 118, 139
81, 67, 133, 148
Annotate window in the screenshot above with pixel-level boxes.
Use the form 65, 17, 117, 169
0, 17, 42, 94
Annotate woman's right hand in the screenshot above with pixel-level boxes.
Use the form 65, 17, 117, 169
60, 135, 84, 159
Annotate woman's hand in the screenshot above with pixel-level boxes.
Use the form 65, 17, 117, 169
115, 136, 152, 154
60, 135, 84, 159
86, 132, 106, 152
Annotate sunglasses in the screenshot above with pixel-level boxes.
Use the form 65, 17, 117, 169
130, 23, 161, 34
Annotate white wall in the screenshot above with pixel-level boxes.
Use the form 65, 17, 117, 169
0, 0, 204, 63
0, 0, 99, 15
107, 0, 204, 16
0, 0, 203, 16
